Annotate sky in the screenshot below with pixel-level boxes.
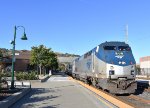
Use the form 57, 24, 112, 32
0, 0, 150, 63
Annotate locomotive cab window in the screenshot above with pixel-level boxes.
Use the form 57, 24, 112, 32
118, 46, 130, 51
103, 46, 116, 50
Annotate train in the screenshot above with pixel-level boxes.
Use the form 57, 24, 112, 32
72, 41, 137, 94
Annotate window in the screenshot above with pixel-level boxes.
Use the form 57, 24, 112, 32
103, 46, 116, 50
118, 46, 130, 51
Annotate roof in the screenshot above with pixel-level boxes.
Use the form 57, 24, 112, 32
15, 50, 31, 60
140, 56, 150, 62
58, 57, 78, 63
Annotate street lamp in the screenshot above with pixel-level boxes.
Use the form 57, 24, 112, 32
10, 26, 28, 89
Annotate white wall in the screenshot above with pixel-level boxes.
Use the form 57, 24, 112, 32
140, 61, 150, 68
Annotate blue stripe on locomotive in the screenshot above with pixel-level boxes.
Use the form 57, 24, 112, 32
94, 42, 136, 66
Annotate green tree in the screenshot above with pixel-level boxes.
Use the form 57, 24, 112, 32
45, 52, 58, 70
30, 45, 58, 75
58, 63, 66, 71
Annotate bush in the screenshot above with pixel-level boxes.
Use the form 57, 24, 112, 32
0, 71, 38, 81
16, 72, 24, 81
0, 72, 11, 81
0, 72, 11, 90
16, 71, 38, 80
28, 72, 37, 80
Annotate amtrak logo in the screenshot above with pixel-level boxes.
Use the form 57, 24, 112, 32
86, 59, 91, 70
115, 52, 124, 59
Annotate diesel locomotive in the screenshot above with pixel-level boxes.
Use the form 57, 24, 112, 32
72, 41, 137, 94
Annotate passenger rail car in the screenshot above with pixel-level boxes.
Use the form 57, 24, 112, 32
72, 41, 137, 94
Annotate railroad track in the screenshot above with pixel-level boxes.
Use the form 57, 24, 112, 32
103, 84, 150, 108
118, 94, 150, 108
129, 94, 150, 104
145, 88, 150, 92
70, 77, 150, 108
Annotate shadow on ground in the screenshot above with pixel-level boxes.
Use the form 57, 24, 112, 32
134, 81, 149, 95
10, 88, 60, 108
52, 71, 68, 77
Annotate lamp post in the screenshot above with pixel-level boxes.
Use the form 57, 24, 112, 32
10, 26, 28, 89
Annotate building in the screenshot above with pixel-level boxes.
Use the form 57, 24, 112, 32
0, 48, 79, 72
14, 50, 31, 71
0, 49, 32, 72
15, 51, 78, 72
140, 56, 150, 76
58, 57, 78, 64
57, 57, 78, 71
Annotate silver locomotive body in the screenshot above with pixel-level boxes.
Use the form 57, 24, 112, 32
72, 41, 137, 94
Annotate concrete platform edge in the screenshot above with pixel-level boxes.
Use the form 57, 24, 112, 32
0, 88, 31, 108
41, 75, 50, 82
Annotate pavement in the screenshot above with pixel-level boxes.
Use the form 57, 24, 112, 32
0, 88, 31, 108
10, 72, 117, 108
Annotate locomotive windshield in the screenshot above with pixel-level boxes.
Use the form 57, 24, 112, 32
97, 42, 135, 66
103, 46, 116, 50
118, 46, 130, 51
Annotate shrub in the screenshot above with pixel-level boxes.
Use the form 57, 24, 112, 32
16, 72, 24, 80
0, 71, 38, 81
16, 71, 38, 80
0, 72, 11, 82
0, 72, 11, 90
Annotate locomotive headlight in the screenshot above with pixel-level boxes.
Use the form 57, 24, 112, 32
109, 66, 115, 75
122, 61, 126, 64
109, 70, 115, 75
131, 70, 134, 75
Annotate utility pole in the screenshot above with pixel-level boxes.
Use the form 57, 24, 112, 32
125, 24, 128, 43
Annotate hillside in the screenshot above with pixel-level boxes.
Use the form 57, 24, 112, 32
55, 52, 80, 57
0, 48, 80, 58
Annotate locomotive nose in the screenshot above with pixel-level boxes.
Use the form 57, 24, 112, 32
107, 64, 135, 80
